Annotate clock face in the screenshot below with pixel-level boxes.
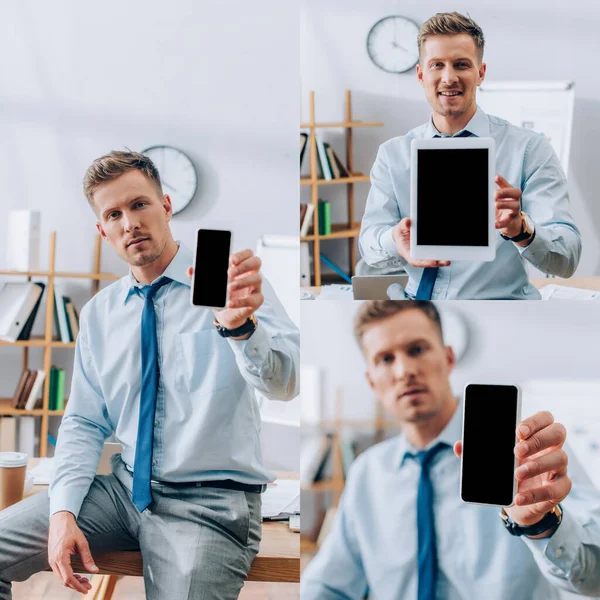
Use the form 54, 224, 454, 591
367, 16, 420, 74
142, 145, 198, 215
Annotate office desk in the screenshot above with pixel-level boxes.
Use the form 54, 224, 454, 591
25, 459, 299, 598
304, 276, 600, 299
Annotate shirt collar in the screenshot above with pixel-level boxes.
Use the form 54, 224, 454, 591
121, 241, 193, 305
396, 399, 463, 468
424, 105, 490, 139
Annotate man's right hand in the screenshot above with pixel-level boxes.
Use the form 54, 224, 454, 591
48, 511, 99, 594
391, 218, 451, 268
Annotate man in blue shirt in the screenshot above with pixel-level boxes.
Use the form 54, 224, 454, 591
301, 301, 600, 599
359, 12, 581, 299
0, 151, 299, 600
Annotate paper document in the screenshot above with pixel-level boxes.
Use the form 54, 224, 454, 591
28, 457, 56, 485
317, 284, 353, 301
539, 284, 600, 300
261, 479, 300, 519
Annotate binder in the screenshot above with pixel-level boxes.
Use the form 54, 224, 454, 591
0, 283, 44, 342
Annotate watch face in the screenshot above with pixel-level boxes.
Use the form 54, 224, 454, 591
142, 145, 198, 215
366, 16, 420, 74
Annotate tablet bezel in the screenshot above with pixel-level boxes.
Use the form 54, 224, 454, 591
410, 136, 496, 261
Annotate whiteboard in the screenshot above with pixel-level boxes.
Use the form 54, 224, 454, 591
478, 81, 575, 175
256, 234, 299, 327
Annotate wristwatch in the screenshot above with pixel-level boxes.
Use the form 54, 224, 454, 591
500, 504, 563, 537
214, 314, 258, 338
500, 211, 535, 243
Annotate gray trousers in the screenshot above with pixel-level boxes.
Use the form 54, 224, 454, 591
0, 455, 262, 600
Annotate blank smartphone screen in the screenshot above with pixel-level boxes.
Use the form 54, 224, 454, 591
417, 149, 489, 246
461, 384, 518, 506
192, 229, 231, 307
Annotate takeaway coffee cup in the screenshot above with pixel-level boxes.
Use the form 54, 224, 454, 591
0, 452, 28, 511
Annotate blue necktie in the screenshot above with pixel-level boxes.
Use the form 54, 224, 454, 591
406, 442, 449, 600
132, 277, 172, 512
415, 130, 473, 300
415, 268, 438, 300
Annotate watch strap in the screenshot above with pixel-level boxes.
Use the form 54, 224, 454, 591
500, 212, 535, 243
501, 504, 562, 537
214, 315, 258, 338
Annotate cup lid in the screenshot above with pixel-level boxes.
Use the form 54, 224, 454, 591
0, 452, 28, 467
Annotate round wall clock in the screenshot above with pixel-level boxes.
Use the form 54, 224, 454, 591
367, 16, 420, 74
142, 145, 198, 215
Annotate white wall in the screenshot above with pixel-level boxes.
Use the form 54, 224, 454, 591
301, 0, 600, 276
0, 1, 299, 411
301, 300, 600, 422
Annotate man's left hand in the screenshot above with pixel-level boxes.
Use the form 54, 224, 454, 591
188, 249, 264, 331
454, 410, 572, 533
495, 174, 523, 238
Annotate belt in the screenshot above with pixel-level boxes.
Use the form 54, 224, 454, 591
155, 478, 267, 494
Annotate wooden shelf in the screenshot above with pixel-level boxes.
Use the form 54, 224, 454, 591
300, 120, 383, 129
50, 341, 77, 348
301, 222, 361, 242
301, 480, 344, 493
0, 270, 120, 281
0, 337, 46, 347
1, 232, 111, 456
300, 174, 370, 186
0, 398, 45, 416
300, 91, 383, 286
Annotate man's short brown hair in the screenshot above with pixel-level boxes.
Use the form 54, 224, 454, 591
83, 150, 163, 206
354, 301, 444, 349
418, 12, 485, 63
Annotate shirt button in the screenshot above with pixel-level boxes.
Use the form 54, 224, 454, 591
251, 348, 257, 356
154, 421, 159, 427
152, 460, 157, 466
555, 547, 563, 558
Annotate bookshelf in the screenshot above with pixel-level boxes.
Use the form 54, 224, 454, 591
0, 232, 120, 456
301, 392, 397, 559
300, 90, 383, 286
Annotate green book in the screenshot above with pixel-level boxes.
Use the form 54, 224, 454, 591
323, 201, 331, 235
55, 370, 66, 411
48, 367, 58, 411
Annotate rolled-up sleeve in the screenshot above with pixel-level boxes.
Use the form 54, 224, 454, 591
226, 277, 299, 401
49, 308, 113, 519
359, 143, 407, 270
517, 136, 582, 277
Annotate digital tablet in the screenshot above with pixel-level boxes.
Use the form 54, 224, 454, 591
410, 137, 496, 261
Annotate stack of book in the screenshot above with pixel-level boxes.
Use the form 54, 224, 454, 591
53, 285, 80, 343
301, 431, 359, 486
315, 135, 351, 181
11, 369, 46, 410
300, 203, 315, 237
0, 282, 45, 342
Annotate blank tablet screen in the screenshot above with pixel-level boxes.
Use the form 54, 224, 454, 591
417, 148, 489, 246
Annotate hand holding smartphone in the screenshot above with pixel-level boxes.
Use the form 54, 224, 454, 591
191, 228, 232, 309
460, 383, 521, 507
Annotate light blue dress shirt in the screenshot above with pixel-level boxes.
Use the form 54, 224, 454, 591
359, 106, 582, 300
301, 405, 600, 599
49, 242, 300, 518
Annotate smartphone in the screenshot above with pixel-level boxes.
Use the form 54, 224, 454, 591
460, 383, 521, 507
191, 229, 232, 309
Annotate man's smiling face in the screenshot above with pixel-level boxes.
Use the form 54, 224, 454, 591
416, 33, 486, 121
